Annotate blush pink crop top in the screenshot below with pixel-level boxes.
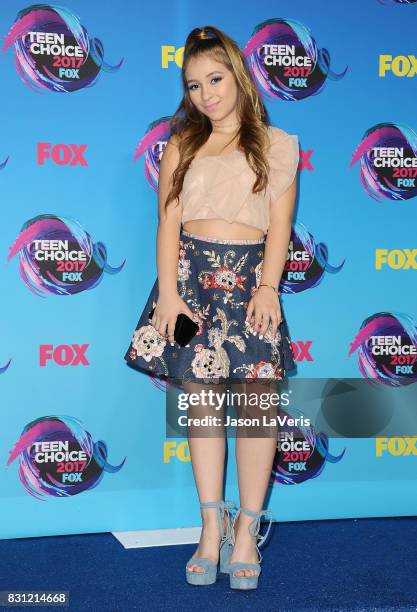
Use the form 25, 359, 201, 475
180, 125, 299, 233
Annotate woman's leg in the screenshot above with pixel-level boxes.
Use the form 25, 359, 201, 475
230, 379, 279, 577
184, 380, 228, 574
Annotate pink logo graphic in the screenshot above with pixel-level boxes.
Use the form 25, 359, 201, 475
348, 312, 417, 386
2, 4, 123, 93
8, 214, 125, 297
272, 408, 345, 485
37, 142, 87, 166
291, 340, 313, 363
134, 118, 172, 191
281, 221, 345, 294
350, 123, 417, 202
39, 344, 89, 366
7, 415, 126, 499
244, 18, 347, 101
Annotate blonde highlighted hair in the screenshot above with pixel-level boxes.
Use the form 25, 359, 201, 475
165, 25, 272, 213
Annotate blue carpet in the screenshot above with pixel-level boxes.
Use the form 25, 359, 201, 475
1, 517, 417, 611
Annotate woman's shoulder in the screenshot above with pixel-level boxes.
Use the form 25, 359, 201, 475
169, 126, 193, 147
267, 125, 298, 146
160, 132, 182, 174
265, 125, 300, 200
166, 132, 181, 148
265, 125, 299, 163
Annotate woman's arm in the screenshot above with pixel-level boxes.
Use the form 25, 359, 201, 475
246, 177, 297, 338
156, 134, 182, 298
151, 135, 196, 344
261, 176, 297, 292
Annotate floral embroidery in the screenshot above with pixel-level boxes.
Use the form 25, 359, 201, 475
198, 249, 249, 309
177, 240, 192, 292
233, 360, 284, 381
124, 232, 295, 384
190, 345, 230, 380
128, 324, 169, 376
187, 307, 246, 380
131, 324, 166, 362
250, 260, 263, 296
183, 297, 210, 337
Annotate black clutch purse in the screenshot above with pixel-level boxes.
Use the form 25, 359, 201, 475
148, 306, 199, 347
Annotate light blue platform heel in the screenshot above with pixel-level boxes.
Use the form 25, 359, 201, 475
185, 500, 236, 586
227, 507, 274, 590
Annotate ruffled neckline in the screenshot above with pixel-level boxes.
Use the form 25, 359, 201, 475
190, 148, 243, 167
189, 126, 277, 167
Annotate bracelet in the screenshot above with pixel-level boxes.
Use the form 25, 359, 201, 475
258, 283, 280, 295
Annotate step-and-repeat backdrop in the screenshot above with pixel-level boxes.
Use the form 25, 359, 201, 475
1, 1, 417, 540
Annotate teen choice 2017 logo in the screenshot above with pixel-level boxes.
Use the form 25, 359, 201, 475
350, 123, 417, 202
348, 312, 417, 386
8, 214, 125, 297
2, 4, 123, 93
7, 416, 126, 499
280, 221, 345, 294
134, 118, 172, 191
272, 408, 345, 485
244, 18, 348, 101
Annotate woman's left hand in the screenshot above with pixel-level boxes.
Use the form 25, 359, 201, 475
246, 286, 282, 339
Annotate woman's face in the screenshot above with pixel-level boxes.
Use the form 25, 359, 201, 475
185, 54, 239, 123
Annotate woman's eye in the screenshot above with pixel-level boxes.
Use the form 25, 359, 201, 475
188, 76, 222, 91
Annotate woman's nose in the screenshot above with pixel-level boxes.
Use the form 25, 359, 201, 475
201, 87, 214, 101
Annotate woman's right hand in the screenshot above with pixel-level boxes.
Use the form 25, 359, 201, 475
150, 292, 196, 346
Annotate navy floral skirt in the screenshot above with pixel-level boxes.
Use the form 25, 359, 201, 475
124, 229, 296, 385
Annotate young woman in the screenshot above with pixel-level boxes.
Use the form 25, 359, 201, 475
124, 25, 299, 590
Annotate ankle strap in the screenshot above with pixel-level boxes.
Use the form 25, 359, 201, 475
200, 501, 225, 509
199, 500, 236, 540
237, 507, 274, 551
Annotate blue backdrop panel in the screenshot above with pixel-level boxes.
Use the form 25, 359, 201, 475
0, 0, 416, 540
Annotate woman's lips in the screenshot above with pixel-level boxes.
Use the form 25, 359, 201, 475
204, 102, 219, 111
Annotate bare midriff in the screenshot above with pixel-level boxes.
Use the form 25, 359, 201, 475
182, 219, 265, 240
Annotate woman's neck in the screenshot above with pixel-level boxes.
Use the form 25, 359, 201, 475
210, 112, 241, 134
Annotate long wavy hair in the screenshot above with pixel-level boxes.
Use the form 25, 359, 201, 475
164, 25, 272, 213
